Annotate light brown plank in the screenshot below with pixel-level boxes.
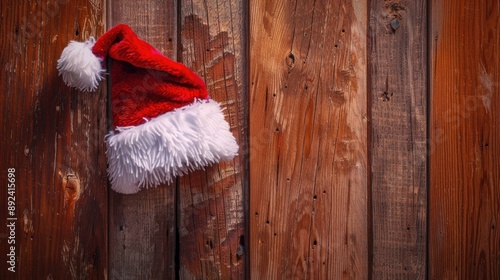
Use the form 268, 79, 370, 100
107, 1, 178, 279
0, 0, 107, 279
249, 0, 368, 278
430, 0, 500, 278
368, 0, 428, 278
177, 0, 247, 278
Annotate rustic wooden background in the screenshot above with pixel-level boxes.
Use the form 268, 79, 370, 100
0, 0, 498, 279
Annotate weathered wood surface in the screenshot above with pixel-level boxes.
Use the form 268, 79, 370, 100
430, 0, 500, 279
368, 0, 428, 278
107, 1, 178, 279
249, 0, 368, 278
2, 1, 500, 279
178, 0, 247, 278
0, 0, 107, 279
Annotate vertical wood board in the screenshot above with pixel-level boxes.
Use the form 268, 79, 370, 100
368, 0, 428, 278
0, 0, 107, 279
430, 0, 500, 278
107, 1, 178, 279
178, 0, 247, 278
249, 0, 368, 278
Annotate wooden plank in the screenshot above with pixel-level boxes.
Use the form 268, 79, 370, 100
249, 0, 368, 278
0, 0, 107, 279
177, 0, 247, 278
107, 1, 178, 279
368, 0, 428, 278
430, 0, 500, 278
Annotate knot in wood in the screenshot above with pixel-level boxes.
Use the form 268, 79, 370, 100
63, 173, 81, 209
286, 52, 295, 68
390, 19, 400, 32
236, 244, 245, 257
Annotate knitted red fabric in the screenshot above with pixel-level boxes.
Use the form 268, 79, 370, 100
92, 24, 208, 127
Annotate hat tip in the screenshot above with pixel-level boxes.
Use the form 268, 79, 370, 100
57, 38, 104, 92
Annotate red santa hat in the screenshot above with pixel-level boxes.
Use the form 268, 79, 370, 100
57, 24, 238, 194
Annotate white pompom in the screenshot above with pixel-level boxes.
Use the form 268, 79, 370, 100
57, 37, 103, 92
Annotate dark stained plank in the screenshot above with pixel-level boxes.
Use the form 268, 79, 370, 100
368, 0, 428, 278
430, 0, 500, 278
107, 1, 178, 279
249, 0, 368, 278
0, 0, 107, 279
177, 0, 247, 278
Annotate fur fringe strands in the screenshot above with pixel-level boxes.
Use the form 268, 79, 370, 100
106, 99, 239, 194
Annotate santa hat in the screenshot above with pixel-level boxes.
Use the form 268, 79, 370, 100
57, 24, 238, 194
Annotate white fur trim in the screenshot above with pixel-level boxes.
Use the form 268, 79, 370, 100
106, 99, 239, 194
57, 37, 103, 92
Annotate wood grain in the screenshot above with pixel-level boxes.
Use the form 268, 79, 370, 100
177, 0, 247, 278
249, 0, 368, 278
0, 0, 107, 279
368, 0, 428, 278
107, 1, 178, 279
430, 0, 500, 278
